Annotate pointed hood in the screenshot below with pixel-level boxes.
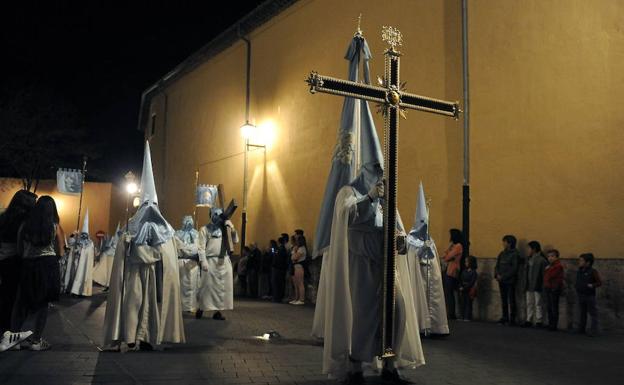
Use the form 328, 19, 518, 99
126, 141, 174, 246
81, 208, 90, 235
77, 208, 92, 246
140, 140, 158, 205
409, 182, 429, 241
313, 34, 376, 257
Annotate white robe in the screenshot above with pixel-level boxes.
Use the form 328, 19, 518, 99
102, 235, 186, 347
196, 225, 239, 311
93, 244, 116, 288
312, 186, 425, 378
63, 242, 94, 296
406, 239, 449, 335
174, 235, 200, 312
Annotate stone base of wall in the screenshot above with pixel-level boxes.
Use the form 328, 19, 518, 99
305, 257, 624, 331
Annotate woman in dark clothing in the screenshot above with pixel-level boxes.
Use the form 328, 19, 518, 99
0, 190, 37, 336
12, 195, 65, 351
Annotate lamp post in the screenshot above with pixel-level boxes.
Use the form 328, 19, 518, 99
124, 171, 138, 230
240, 122, 265, 255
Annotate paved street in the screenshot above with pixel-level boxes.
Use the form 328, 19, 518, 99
1, 289, 622, 385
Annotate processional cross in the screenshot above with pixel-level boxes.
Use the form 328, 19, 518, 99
306, 26, 460, 358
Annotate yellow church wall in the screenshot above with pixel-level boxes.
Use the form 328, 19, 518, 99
146, 0, 623, 260
470, 0, 624, 258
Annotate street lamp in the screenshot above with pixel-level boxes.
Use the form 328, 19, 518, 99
124, 171, 137, 229
240, 122, 265, 255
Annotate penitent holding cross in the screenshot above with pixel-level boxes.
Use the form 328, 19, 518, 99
306, 26, 460, 360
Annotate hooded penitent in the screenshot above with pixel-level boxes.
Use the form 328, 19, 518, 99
126, 141, 175, 247
102, 140, 185, 347
92, 222, 120, 288
174, 215, 201, 312
311, 34, 424, 378
406, 182, 449, 335
63, 207, 95, 296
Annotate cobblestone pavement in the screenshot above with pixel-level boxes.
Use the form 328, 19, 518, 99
1, 288, 622, 385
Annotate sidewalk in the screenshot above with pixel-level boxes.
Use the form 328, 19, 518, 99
1, 290, 622, 385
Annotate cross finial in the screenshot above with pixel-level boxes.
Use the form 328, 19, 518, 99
355, 13, 363, 36
382, 26, 402, 50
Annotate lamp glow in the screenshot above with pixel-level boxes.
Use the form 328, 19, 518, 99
240, 122, 256, 140
132, 196, 140, 208
126, 182, 138, 194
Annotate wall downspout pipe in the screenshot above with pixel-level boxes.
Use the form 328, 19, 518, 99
461, 0, 471, 256
240, 25, 251, 255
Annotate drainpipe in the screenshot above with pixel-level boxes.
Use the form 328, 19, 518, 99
461, 0, 471, 256
240, 25, 251, 256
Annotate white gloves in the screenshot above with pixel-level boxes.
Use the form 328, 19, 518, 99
225, 219, 233, 228
368, 182, 385, 200
201, 261, 209, 271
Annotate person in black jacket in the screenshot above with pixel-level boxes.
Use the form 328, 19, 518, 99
576, 253, 602, 336
495, 235, 520, 325
271, 237, 289, 303
258, 241, 275, 300
246, 243, 261, 298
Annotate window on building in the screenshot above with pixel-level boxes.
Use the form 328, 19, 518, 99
150, 113, 157, 137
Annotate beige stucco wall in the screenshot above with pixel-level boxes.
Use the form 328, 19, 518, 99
0, 178, 114, 239
470, 0, 624, 258
148, 0, 623, 260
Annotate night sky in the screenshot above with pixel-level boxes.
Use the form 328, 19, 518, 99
1, 1, 266, 183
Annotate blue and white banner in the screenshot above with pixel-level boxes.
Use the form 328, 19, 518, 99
196, 184, 218, 207
57, 168, 83, 195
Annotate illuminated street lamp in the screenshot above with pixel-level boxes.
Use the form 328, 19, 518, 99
240, 122, 265, 254
124, 171, 137, 229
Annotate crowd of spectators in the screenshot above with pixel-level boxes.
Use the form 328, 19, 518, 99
236, 229, 310, 305
440, 229, 602, 336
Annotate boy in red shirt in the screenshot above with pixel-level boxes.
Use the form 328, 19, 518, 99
543, 249, 564, 331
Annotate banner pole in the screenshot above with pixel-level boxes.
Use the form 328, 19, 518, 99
76, 156, 88, 232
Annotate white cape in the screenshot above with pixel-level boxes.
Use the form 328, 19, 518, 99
174, 235, 200, 312
63, 242, 94, 296
102, 235, 185, 347
312, 187, 425, 377
196, 225, 238, 311
93, 246, 115, 287
407, 239, 449, 335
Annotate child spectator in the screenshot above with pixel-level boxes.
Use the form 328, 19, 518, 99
459, 256, 478, 321
543, 249, 564, 331
523, 241, 548, 328
495, 235, 520, 325
575, 253, 602, 336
